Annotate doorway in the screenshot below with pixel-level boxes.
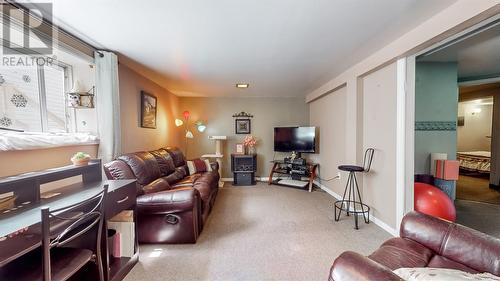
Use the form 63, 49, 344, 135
411, 19, 500, 237
457, 91, 499, 205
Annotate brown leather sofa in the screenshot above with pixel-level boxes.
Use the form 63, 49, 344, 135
104, 147, 219, 244
329, 211, 500, 280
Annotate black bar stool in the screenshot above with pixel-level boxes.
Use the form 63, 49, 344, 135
334, 148, 374, 229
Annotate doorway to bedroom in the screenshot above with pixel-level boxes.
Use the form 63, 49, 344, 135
413, 18, 500, 237
457, 88, 498, 205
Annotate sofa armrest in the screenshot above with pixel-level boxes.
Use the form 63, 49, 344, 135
330, 251, 402, 281
137, 187, 199, 214
210, 161, 219, 171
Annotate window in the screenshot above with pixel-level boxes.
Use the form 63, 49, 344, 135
0, 55, 70, 132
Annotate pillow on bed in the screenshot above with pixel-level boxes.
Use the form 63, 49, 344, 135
187, 159, 212, 175
393, 268, 500, 281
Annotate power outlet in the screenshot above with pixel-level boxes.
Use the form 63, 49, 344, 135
337, 172, 341, 181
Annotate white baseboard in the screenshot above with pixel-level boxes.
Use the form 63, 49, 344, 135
313, 180, 398, 237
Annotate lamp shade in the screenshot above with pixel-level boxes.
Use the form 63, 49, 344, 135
183, 111, 190, 119
185, 130, 194, 139
197, 124, 206, 132
175, 119, 184, 127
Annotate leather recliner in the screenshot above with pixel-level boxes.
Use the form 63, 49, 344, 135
329, 211, 500, 280
104, 147, 219, 244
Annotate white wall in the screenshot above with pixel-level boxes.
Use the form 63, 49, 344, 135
362, 62, 398, 229
305, 1, 499, 234
457, 101, 492, 152
308, 86, 347, 195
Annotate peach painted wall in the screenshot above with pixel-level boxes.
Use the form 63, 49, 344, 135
0, 144, 98, 177
118, 63, 182, 153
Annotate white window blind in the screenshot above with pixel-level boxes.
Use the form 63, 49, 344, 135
44, 65, 67, 132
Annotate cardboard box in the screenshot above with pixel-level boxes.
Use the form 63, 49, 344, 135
435, 160, 459, 181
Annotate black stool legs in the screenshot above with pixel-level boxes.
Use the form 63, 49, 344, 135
334, 171, 370, 229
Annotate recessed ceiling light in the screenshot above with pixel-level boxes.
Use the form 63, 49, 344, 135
236, 83, 249, 89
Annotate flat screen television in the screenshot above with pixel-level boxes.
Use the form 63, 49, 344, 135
274, 126, 316, 153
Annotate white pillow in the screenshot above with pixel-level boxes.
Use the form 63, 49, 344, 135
393, 268, 500, 281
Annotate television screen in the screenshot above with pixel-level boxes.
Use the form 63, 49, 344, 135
274, 127, 316, 153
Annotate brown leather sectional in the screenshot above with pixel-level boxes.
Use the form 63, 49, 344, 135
329, 211, 500, 280
104, 147, 219, 244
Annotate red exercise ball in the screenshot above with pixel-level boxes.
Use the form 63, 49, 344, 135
414, 182, 456, 222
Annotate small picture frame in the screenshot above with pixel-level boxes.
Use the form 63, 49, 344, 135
140, 91, 157, 129
235, 118, 251, 134
235, 143, 245, 154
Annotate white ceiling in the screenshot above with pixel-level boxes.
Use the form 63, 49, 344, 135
43, 0, 456, 97
419, 23, 500, 80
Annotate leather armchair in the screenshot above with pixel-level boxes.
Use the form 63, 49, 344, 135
329, 211, 500, 280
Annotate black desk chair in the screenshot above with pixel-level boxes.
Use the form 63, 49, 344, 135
0, 187, 107, 281
334, 148, 374, 229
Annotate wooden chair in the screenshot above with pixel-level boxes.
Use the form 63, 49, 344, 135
0, 186, 107, 281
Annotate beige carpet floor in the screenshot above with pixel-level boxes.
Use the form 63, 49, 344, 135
124, 182, 390, 281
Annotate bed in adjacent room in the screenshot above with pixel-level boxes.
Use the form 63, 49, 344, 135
457, 151, 491, 174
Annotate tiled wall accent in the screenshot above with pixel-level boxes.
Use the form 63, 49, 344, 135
415, 121, 457, 131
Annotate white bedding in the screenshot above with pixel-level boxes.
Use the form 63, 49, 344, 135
0, 131, 99, 151
457, 151, 491, 173
457, 151, 491, 158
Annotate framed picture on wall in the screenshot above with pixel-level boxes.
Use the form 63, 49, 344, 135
235, 119, 251, 134
140, 91, 157, 129
235, 143, 245, 154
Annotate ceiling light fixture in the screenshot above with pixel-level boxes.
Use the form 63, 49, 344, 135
236, 83, 249, 89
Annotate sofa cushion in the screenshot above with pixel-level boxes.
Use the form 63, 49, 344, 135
165, 147, 186, 167
381, 237, 434, 262
176, 166, 188, 178
118, 152, 161, 186
369, 238, 433, 270
137, 187, 198, 214
393, 268, 497, 281
150, 149, 176, 177
142, 178, 172, 195
172, 174, 201, 188
104, 160, 135, 180
104, 160, 143, 195
427, 256, 478, 274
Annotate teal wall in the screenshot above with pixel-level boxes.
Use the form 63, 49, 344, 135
415, 62, 458, 174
